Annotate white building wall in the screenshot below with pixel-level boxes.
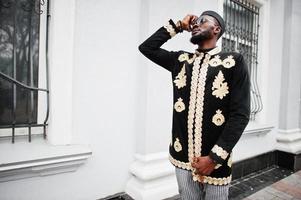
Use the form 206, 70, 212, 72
70, 0, 141, 197
0, 0, 300, 200
0, 0, 141, 199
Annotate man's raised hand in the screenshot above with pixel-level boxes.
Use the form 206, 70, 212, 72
181, 14, 198, 32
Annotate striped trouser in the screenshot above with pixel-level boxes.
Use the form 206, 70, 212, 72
175, 167, 229, 200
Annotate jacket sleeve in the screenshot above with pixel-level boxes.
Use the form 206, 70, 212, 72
138, 19, 181, 72
209, 54, 251, 165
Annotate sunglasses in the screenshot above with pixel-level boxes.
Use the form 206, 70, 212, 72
192, 16, 218, 26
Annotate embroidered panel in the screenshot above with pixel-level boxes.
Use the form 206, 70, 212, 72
212, 109, 225, 126
187, 54, 197, 64
193, 53, 211, 157
174, 98, 185, 112
178, 53, 189, 62
209, 55, 222, 67
174, 138, 183, 152
208, 54, 236, 69
173, 64, 187, 89
178, 53, 197, 64
212, 71, 229, 99
187, 54, 204, 163
222, 55, 235, 68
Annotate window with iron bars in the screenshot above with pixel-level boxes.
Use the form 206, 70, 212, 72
0, 0, 49, 143
222, 0, 263, 120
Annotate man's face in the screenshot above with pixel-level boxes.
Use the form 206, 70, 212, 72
190, 15, 220, 45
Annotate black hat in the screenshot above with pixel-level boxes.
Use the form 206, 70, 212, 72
201, 10, 225, 38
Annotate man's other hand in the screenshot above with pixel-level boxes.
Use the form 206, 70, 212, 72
191, 156, 217, 176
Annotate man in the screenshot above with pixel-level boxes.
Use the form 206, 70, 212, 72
139, 11, 250, 200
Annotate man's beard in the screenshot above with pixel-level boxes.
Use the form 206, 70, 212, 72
190, 29, 212, 44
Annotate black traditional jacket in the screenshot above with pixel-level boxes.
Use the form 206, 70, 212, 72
139, 19, 250, 185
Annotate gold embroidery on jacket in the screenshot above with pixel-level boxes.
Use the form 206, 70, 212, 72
187, 54, 204, 163
192, 174, 232, 185
211, 145, 229, 160
173, 64, 186, 89
209, 55, 222, 67
193, 53, 211, 157
174, 98, 185, 112
212, 71, 229, 99
187, 54, 197, 64
196, 46, 221, 56
163, 22, 176, 37
169, 155, 191, 170
227, 152, 233, 167
222, 55, 235, 68
174, 138, 182, 152
212, 109, 225, 126
214, 164, 222, 169
178, 53, 189, 62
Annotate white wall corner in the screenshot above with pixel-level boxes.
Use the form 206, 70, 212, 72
125, 152, 178, 200
276, 129, 301, 154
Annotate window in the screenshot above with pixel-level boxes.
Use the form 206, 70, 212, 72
0, 0, 49, 142
222, 0, 263, 120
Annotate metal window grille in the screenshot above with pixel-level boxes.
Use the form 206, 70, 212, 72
0, 0, 50, 143
222, 0, 263, 120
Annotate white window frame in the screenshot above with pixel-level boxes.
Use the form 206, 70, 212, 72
218, 0, 273, 132
0, 1, 48, 138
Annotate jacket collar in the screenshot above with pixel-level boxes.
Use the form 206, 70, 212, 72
195, 46, 221, 56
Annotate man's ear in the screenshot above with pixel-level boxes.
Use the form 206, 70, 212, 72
214, 26, 221, 37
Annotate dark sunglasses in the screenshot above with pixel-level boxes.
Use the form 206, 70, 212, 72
192, 16, 217, 26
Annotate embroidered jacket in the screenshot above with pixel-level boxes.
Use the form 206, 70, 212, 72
138, 19, 250, 185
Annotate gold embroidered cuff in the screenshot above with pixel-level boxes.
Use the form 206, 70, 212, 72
211, 145, 229, 160
163, 20, 177, 37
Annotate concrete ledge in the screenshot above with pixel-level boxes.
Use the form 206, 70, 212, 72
244, 121, 274, 136
0, 138, 92, 182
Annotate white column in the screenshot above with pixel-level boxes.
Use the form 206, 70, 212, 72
276, 0, 301, 153
126, 0, 220, 199
47, 0, 75, 145
125, 0, 178, 199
